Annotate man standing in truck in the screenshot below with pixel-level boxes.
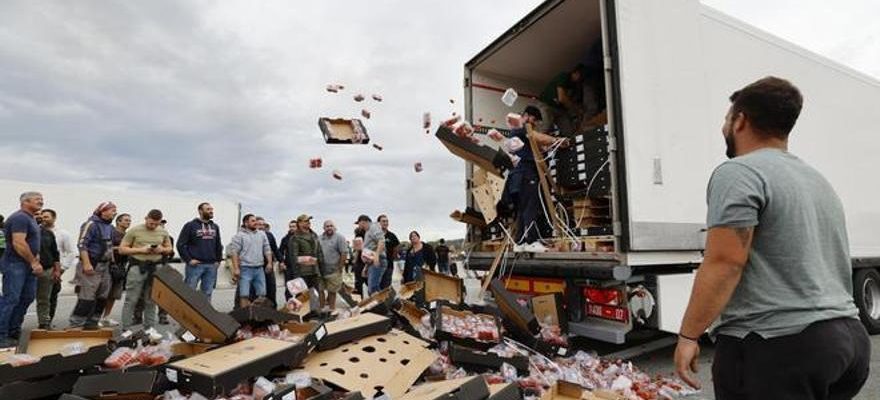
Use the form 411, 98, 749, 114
675, 77, 870, 398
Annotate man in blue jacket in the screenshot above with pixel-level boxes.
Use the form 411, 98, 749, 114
69, 201, 117, 329
177, 202, 223, 299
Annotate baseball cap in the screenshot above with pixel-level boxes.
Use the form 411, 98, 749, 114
355, 214, 371, 224
296, 214, 312, 222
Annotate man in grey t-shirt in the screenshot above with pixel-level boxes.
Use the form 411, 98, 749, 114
318, 220, 347, 311
675, 77, 870, 399
355, 215, 385, 295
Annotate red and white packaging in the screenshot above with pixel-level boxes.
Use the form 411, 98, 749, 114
361, 109, 371, 119
286, 278, 308, 296
487, 129, 505, 142
503, 137, 525, 153
332, 170, 343, 180
353, 94, 365, 102
452, 121, 474, 138
325, 84, 344, 93
414, 162, 423, 173
372, 94, 383, 102
7, 353, 40, 367
442, 115, 461, 128
309, 158, 322, 169
104, 347, 137, 369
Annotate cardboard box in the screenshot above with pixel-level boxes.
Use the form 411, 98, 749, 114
398, 376, 490, 400
398, 281, 424, 301
435, 125, 513, 177
318, 117, 370, 144
279, 321, 328, 351
505, 323, 569, 359
488, 383, 523, 400
447, 345, 529, 375
449, 208, 487, 228
393, 300, 431, 341
229, 304, 300, 326
72, 370, 159, 400
0, 329, 112, 384
164, 337, 304, 397
317, 312, 392, 351
171, 342, 218, 358
0, 371, 82, 400
355, 287, 394, 315
540, 381, 620, 400
422, 269, 464, 306
151, 266, 241, 343
490, 279, 540, 335
303, 329, 436, 399
434, 305, 502, 351
532, 293, 568, 331
266, 379, 333, 400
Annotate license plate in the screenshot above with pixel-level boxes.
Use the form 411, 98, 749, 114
586, 303, 628, 323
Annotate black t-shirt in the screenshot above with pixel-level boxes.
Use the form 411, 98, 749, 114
384, 231, 400, 261
435, 245, 450, 263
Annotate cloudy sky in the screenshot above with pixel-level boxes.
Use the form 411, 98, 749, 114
1, 0, 878, 241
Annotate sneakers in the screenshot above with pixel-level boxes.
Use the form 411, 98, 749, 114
513, 242, 549, 253
99, 318, 120, 328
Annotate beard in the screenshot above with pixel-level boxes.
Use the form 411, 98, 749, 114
724, 130, 737, 159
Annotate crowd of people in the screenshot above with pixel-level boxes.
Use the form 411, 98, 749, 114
0, 195, 457, 348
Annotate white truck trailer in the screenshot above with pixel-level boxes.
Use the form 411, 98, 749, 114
461, 0, 880, 343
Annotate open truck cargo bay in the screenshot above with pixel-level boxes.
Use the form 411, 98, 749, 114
458, 0, 880, 343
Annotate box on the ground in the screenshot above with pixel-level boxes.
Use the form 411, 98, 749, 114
505, 323, 569, 359
164, 337, 305, 397
422, 269, 464, 307
398, 281, 424, 301
0, 371, 82, 400
303, 329, 436, 399
448, 344, 529, 375
171, 342, 218, 358
266, 378, 335, 400
490, 280, 540, 335
316, 312, 392, 351
433, 305, 502, 351
393, 300, 432, 341
488, 383, 522, 400
72, 370, 159, 400
531, 293, 568, 331
279, 321, 328, 351
229, 304, 299, 326
541, 381, 619, 400
151, 266, 241, 343
318, 117, 370, 144
355, 287, 394, 315
0, 329, 112, 384
398, 376, 490, 400
435, 125, 512, 177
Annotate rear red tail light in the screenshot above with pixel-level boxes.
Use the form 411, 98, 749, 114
583, 287, 620, 306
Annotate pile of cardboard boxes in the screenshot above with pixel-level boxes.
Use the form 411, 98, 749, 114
0, 267, 693, 400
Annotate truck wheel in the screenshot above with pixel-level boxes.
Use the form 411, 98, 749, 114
854, 268, 880, 334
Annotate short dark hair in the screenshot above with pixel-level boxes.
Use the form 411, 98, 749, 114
198, 202, 210, 211
729, 76, 803, 139
116, 213, 130, 223
41, 209, 57, 218
242, 213, 255, 224
377, 214, 388, 222
147, 209, 163, 221
439, 238, 445, 244
523, 106, 543, 121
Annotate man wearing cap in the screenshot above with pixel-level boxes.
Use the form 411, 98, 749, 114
69, 201, 117, 329
288, 215, 324, 295
0, 192, 44, 347
356, 215, 386, 295
318, 220, 347, 311
118, 209, 173, 329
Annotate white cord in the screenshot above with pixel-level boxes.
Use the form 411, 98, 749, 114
575, 159, 611, 229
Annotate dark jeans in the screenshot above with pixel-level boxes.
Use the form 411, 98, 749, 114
352, 263, 366, 299
713, 318, 870, 400
514, 165, 550, 244
380, 261, 393, 290
0, 261, 37, 338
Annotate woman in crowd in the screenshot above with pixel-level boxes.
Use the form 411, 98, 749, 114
402, 231, 429, 284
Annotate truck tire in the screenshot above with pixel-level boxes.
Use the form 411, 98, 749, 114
854, 268, 880, 334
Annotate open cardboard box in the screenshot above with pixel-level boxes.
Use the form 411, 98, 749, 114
316, 312, 392, 351
152, 266, 240, 343
72, 370, 160, 400
164, 337, 304, 397
318, 117, 370, 144
398, 281, 424, 301
303, 329, 436, 400
393, 300, 432, 341
422, 269, 464, 308
266, 379, 334, 400
541, 381, 624, 400
0, 329, 112, 384
355, 287, 394, 315
0, 370, 82, 400
448, 344, 529, 375
532, 292, 568, 332
490, 279, 540, 335
398, 376, 490, 400
435, 125, 512, 177
433, 305, 502, 351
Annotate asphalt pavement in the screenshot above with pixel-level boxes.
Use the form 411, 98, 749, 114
16, 267, 880, 400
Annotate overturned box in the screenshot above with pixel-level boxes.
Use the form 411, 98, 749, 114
319, 117, 370, 144
490, 279, 540, 335
448, 344, 529, 375
398, 376, 490, 400
435, 125, 513, 177
151, 266, 240, 343
317, 312, 392, 351
164, 337, 307, 397
72, 370, 161, 400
